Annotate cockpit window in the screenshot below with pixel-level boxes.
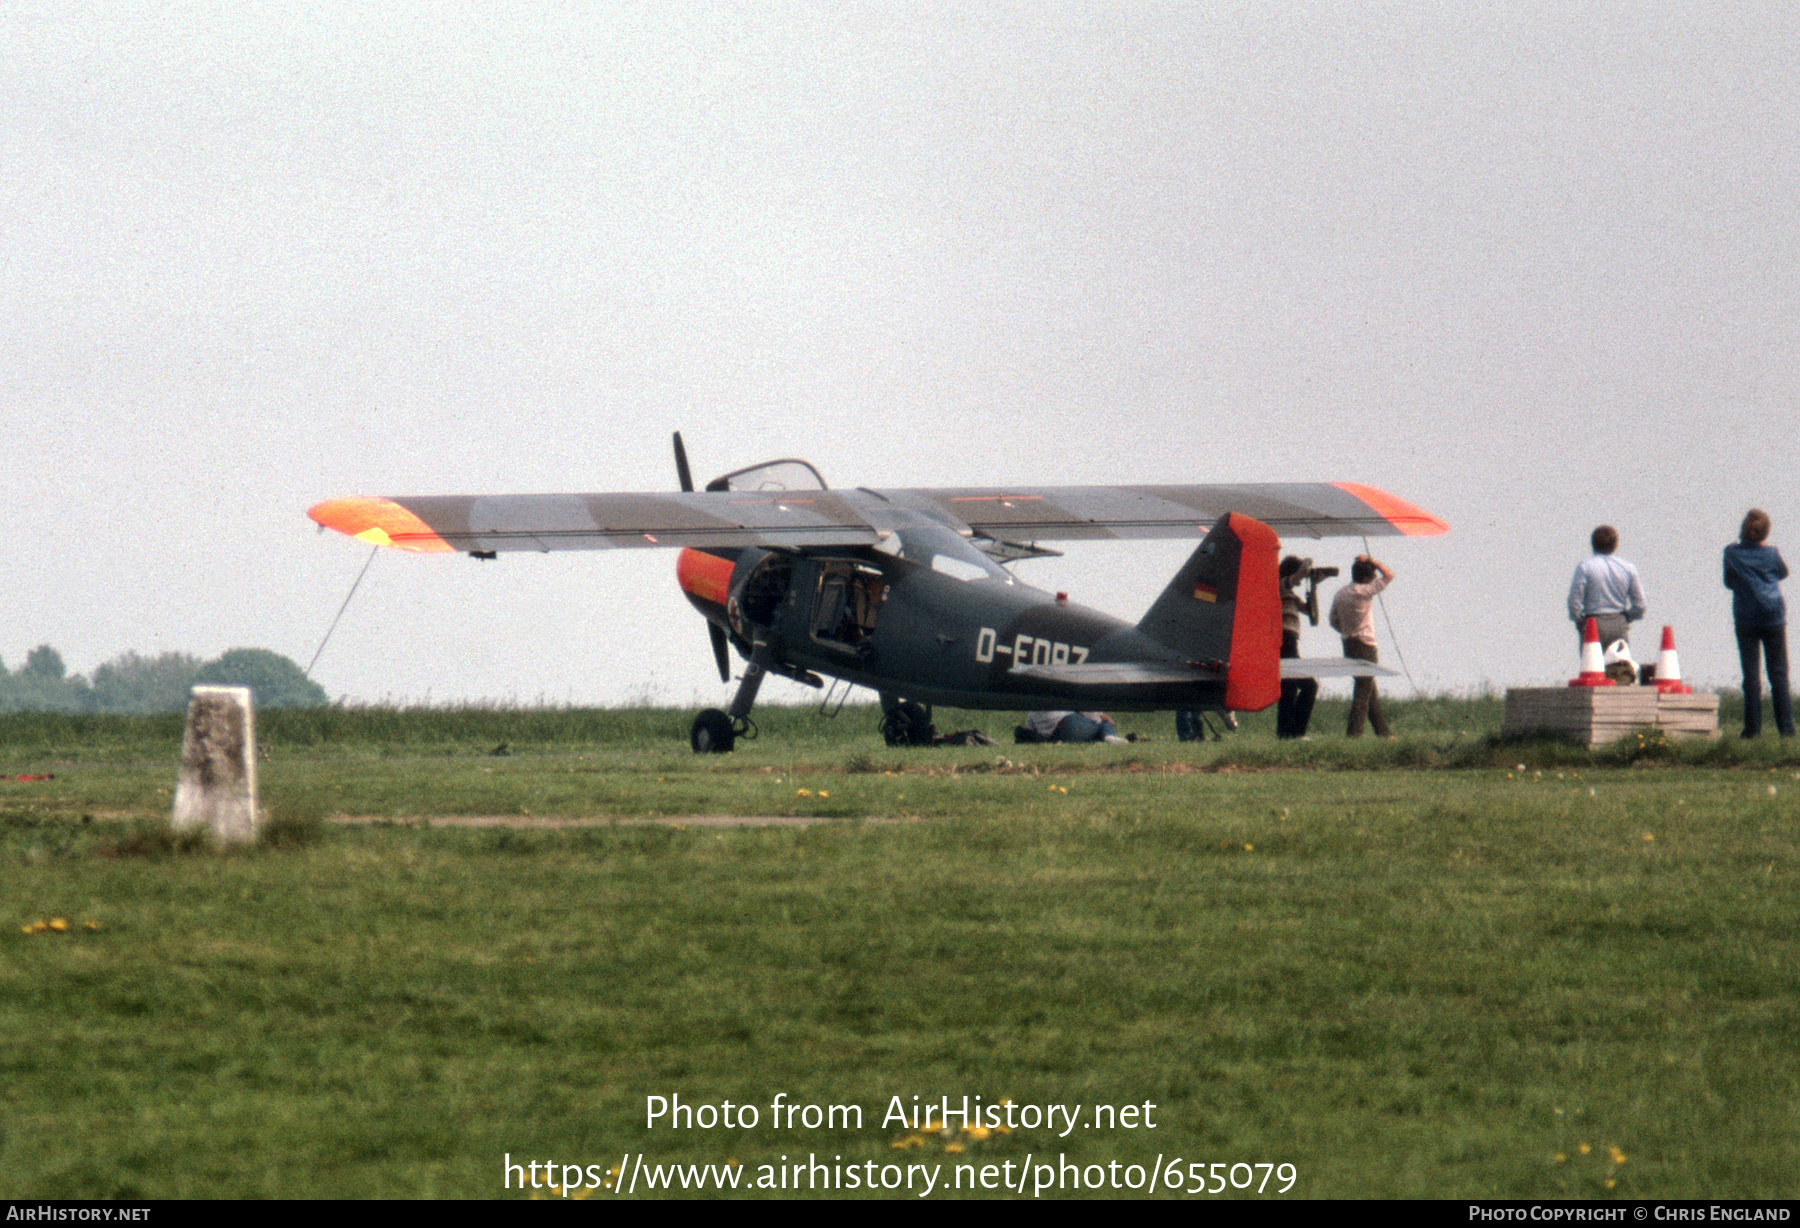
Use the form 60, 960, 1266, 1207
874, 523, 1014, 584
931, 554, 993, 583
707, 459, 829, 493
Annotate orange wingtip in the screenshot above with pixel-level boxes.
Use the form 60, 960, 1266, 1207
1332, 483, 1449, 536
307, 497, 454, 553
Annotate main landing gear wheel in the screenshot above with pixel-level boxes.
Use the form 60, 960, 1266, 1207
691, 708, 735, 754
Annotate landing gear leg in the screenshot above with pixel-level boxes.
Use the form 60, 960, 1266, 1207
691, 639, 774, 754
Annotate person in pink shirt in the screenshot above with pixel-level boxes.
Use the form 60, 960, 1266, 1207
1329, 554, 1394, 738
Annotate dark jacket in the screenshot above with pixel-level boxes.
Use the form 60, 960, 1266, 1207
1724, 543, 1789, 627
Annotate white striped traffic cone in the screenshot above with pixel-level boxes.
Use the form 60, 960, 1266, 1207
1655, 625, 1691, 694
1569, 617, 1614, 687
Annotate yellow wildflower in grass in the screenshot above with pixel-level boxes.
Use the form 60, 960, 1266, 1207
818, 790, 829, 799
891, 1133, 925, 1150
796, 788, 813, 797
1554, 1153, 1567, 1164
49, 918, 68, 932
964, 1126, 991, 1141
1577, 1142, 1591, 1156
1608, 1146, 1626, 1165
944, 1141, 965, 1154
84, 920, 99, 931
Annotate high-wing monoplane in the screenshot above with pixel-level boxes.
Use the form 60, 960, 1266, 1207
309, 436, 1447, 751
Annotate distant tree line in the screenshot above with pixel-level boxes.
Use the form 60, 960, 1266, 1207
0, 646, 327, 713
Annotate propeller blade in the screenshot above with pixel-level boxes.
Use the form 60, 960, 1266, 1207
709, 622, 732, 683
677, 433, 730, 682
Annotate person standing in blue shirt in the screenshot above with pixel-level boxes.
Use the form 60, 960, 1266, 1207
1568, 525, 1647, 648
1724, 508, 1793, 738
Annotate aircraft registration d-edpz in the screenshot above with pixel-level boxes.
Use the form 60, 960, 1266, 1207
309, 435, 1447, 752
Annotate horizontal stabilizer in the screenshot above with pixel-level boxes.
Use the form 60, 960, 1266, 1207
1281, 658, 1396, 679
1019, 658, 1392, 686
1011, 661, 1226, 686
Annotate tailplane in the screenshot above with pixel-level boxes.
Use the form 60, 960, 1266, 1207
1137, 513, 1281, 711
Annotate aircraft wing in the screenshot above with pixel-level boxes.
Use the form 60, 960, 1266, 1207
308, 482, 1444, 554
871, 483, 1447, 541
307, 492, 885, 553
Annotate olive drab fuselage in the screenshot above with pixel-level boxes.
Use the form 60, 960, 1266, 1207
680, 534, 1234, 713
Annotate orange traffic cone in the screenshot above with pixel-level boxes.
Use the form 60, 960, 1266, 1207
1655, 625, 1692, 694
1570, 617, 1614, 687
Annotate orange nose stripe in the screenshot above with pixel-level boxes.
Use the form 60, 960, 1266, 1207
677, 548, 734, 606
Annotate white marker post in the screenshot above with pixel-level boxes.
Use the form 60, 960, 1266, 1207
171, 686, 259, 844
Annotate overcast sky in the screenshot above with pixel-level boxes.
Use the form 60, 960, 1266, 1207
7, 1, 1798, 717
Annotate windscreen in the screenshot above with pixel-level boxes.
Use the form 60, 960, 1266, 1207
710, 459, 829, 493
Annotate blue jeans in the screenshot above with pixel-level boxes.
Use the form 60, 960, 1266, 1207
1736, 624, 1794, 737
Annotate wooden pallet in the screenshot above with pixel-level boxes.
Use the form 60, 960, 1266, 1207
1502, 687, 1719, 748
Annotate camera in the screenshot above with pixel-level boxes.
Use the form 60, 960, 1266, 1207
1280, 557, 1340, 626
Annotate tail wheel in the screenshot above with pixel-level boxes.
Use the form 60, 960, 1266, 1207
691, 708, 735, 754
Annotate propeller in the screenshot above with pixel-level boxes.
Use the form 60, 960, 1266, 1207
673, 430, 695, 495
674, 432, 734, 684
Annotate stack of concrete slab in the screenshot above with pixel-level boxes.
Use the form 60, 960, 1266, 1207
1502, 687, 1719, 748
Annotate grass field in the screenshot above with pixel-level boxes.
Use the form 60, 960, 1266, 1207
4, 698, 1798, 1199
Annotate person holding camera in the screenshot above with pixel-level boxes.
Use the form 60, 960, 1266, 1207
1277, 555, 1321, 739
1329, 554, 1394, 738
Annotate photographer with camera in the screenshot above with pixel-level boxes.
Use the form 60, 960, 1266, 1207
1277, 555, 1328, 739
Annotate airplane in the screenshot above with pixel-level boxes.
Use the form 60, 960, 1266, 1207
308, 436, 1447, 752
